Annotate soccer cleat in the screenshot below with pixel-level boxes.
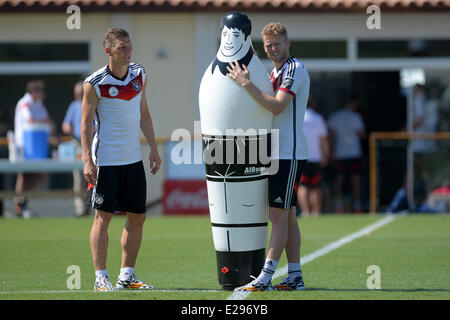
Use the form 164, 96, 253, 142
116, 274, 155, 290
94, 276, 116, 292
234, 276, 274, 292
274, 275, 306, 291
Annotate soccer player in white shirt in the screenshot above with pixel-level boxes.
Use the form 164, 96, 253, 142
298, 95, 329, 217
328, 95, 366, 213
81, 28, 161, 291
13, 80, 53, 219
227, 22, 309, 291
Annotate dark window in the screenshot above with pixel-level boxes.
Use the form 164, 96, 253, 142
253, 40, 347, 59
0, 43, 89, 62
358, 39, 450, 58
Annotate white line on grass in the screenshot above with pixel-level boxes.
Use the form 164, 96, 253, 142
0, 288, 223, 294
227, 214, 398, 300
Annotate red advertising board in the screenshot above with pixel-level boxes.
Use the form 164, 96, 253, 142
163, 180, 209, 215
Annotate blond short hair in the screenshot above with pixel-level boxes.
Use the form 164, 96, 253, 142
261, 22, 288, 39
103, 28, 130, 49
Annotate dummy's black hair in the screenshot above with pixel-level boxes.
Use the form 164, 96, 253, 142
220, 12, 252, 40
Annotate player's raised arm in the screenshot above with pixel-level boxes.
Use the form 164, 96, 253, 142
226, 62, 293, 115
81, 82, 98, 185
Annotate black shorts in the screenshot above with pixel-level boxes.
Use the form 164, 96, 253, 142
90, 161, 147, 214
300, 162, 323, 187
332, 158, 362, 174
269, 159, 307, 210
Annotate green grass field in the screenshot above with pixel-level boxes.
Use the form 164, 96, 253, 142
0, 214, 449, 300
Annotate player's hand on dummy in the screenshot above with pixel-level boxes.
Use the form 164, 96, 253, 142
226, 61, 251, 87
149, 150, 161, 175
84, 158, 97, 185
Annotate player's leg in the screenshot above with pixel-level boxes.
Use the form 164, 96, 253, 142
90, 209, 112, 270
120, 212, 145, 269
90, 209, 115, 291
14, 173, 26, 216
350, 158, 363, 213
351, 172, 362, 212
334, 172, 345, 213
90, 165, 118, 291
297, 185, 310, 217
310, 186, 322, 216
285, 207, 300, 264
298, 163, 316, 217
119, 161, 147, 270
90, 165, 116, 272
267, 207, 289, 261
277, 206, 305, 290
116, 212, 153, 289
15, 173, 24, 195
262, 160, 299, 288
116, 161, 154, 290
275, 160, 307, 290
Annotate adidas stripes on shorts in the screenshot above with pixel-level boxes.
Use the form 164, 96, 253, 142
269, 159, 307, 210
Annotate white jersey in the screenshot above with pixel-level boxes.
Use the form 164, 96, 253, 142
270, 57, 310, 160
14, 93, 49, 148
327, 109, 365, 160
303, 108, 328, 163
412, 94, 438, 152
84, 63, 146, 166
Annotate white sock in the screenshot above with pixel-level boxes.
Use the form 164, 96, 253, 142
257, 258, 278, 285
119, 267, 135, 280
95, 269, 108, 279
288, 262, 302, 282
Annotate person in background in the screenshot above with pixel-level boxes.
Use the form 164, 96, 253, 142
62, 80, 89, 217
297, 94, 329, 217
327, 93, 366, 213
14, 80, 55, 218
412, 83, 440, 196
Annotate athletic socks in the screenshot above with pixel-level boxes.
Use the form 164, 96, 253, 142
119, 267, 135, 281
257, 260, 302, 285
95, 268, 136, 281
257, 258, 278, 285
95, 269, 109, 279
288, 262, 302, 282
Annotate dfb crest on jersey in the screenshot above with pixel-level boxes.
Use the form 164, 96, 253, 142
132, 81, 141, 92
108, 86, 119, 97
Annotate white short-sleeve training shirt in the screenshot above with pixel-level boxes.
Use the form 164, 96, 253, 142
270, 57, 310, 160
84, 63, 146, 166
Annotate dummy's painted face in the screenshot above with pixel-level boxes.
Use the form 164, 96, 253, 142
220, 26, 245, 58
